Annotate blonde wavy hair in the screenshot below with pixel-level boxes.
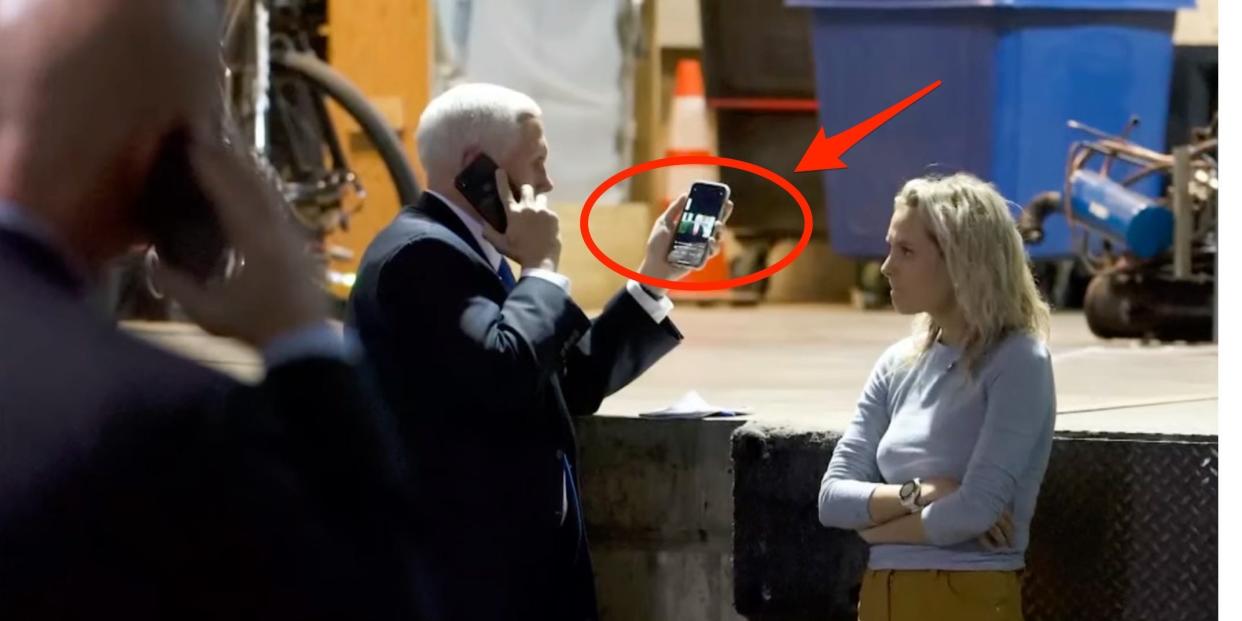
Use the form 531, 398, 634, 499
895, 173, 1050, 372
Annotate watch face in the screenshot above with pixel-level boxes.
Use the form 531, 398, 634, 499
900, 481, 916, 500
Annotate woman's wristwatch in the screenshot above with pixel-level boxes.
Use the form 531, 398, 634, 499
899, 478, 924, 513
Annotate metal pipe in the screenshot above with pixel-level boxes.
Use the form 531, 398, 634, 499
1120, 164, 1170, 189
1172, 145, 1193, 279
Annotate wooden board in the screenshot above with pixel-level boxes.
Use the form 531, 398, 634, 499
324, 0, 432, 297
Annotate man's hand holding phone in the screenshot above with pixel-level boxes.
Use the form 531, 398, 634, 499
481, 168, 561, 273
637, 193, 734, 298
153, 134, 328, 350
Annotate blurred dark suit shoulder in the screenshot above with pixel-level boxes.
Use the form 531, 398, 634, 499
0, 229, 417, 620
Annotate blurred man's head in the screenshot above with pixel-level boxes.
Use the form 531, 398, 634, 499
0, 0, 219, 272
416, 83, 553, 212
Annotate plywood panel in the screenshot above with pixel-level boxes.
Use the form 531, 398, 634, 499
325, 0, 432, 297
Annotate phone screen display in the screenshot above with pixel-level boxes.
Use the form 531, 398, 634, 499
454, 154, 509, 233
667, 182, 728, 268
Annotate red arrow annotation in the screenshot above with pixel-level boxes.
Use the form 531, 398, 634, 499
795, 80, 943, 173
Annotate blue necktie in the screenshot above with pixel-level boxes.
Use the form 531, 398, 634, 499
496, 259, 517, 292
561, 452, 585, 563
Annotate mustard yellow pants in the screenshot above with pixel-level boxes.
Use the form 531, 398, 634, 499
858, 569, 1024, 621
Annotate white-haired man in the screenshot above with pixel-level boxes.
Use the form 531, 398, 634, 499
346, 83, 728, 620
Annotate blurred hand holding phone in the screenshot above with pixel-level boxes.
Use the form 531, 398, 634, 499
144, 128, 330, 349
136, 127, 232, 283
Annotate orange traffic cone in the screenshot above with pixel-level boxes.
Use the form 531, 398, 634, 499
664, 59, 731, 302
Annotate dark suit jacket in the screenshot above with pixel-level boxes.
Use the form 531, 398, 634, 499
346, 193, 682, 620
0, 227, 417, 620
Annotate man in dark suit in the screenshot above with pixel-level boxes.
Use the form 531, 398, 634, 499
0, 1, 415, 618
347, 83, 731, 620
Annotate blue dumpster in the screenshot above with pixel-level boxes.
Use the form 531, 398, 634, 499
788, 0, 1192, 259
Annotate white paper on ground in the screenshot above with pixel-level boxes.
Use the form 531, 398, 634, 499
638, 390, 749, 420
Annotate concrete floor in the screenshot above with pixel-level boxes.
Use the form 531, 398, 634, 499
597, 306, 1218, 436
126, 304, 1219, 437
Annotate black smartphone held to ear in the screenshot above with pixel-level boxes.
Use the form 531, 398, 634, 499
136, 129, 230, 282
667, 181, 731, 268
454, 153, 510, 233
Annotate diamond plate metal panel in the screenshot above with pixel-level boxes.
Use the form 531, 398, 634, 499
731, 427, 1217, 621
1022, 433, 1217, 621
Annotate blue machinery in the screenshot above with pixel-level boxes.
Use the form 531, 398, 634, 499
1019, 118, 1217, 341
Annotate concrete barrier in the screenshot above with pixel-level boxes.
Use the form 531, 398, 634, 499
579, 416, 746, 621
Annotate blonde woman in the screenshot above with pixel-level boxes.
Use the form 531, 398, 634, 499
818, 173, 1055, 621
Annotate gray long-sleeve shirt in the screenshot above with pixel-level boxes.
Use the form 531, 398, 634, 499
818, 332, 1056, 570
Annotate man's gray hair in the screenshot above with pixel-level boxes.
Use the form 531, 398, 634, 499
415, 83, 542, 180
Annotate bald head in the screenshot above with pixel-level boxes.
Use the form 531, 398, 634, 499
0, 0, 221, 270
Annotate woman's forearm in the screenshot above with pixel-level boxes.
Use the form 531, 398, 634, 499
867, 484, 913, 526
866, 476, 960, 528
859, 511, 929, 545
860, 478, 962, 543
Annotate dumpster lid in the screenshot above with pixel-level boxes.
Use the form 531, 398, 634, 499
787, 0, 1192, 9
